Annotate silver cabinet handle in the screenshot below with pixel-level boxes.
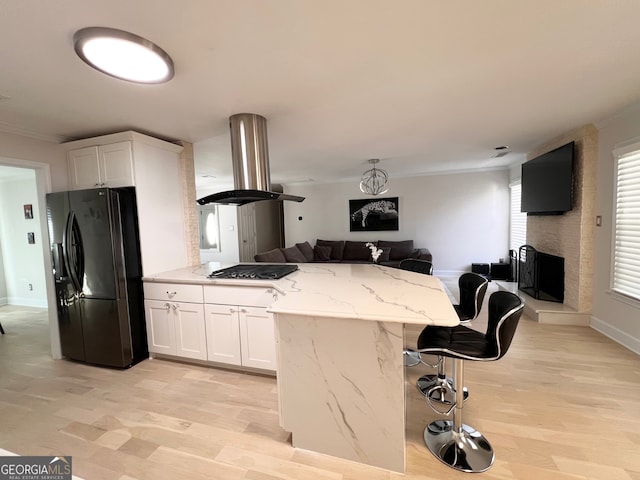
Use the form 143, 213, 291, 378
240, 308, 247, 313
172, 303, 179, 311
164, 303, 171, 310
166, 291, 177, 298
229, 307, 236, 313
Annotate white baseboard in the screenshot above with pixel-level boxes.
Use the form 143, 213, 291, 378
7, 297, 48, 309
591, 315, 640, 355
434, 270, 466, 279
0, 297, 7, 306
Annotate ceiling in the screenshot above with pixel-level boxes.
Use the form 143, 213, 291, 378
2, 1, 640, 190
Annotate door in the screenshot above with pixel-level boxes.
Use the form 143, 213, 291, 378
55, 279, 84, 361
174, 302, 207, 360
47, 191, 85, 361
68, 146, 100, 189
238, 204, 257, 262
145, 300, 176, 355
81, 298, 131, 367
69, 189, 122, 300
204, 304, 241, 365
99, 141, 134, 187
239, 307, 276, 370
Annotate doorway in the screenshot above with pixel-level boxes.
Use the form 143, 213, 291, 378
0, 157, 60, 358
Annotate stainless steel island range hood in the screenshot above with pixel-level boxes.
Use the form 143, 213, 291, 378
197, 113, 305, 206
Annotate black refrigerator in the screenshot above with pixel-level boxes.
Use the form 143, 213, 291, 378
46, 187, 148, 368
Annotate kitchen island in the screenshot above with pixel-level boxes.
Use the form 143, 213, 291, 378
143, 262, 458, 473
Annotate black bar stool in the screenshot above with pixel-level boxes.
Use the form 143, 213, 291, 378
417, 272, 488, 402
417, 291, 524, 472
398, 259, 434, 367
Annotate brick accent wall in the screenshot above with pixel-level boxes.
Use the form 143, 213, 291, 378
526, 124, 597, 312
179, 141, 201, 266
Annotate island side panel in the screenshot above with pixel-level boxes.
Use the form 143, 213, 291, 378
275, 313, 406, 473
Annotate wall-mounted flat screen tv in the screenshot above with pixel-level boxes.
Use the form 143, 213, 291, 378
521, 141, 574, 215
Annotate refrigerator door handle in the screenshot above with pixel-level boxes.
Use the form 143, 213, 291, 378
64, 211, 84, 294
52, 242, 66, 281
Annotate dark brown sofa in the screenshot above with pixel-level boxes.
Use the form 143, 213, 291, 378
254, 239, 432, 269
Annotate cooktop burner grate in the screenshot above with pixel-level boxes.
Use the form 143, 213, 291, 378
208, 264, 299, 280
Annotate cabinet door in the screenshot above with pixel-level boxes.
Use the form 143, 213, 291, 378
204, 304, 242, 365
145, 299, 176, 355
68, 146, 100, 190
173, 302, 207, 360
239, 306, 276, 370
99, 141, 134, 187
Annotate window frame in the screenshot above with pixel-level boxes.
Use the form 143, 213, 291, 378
610, 140, 640, 303
198, 204, 220, 252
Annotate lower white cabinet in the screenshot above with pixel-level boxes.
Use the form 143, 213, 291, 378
145, 300, 207, 360
143, 282, 277, 372
204, 304, 276, 371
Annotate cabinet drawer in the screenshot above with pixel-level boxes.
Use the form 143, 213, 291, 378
144, 282, 204, 303
204, 285, 276, 307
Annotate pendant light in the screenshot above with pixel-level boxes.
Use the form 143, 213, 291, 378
359, 159, 390, 195
73, 27, 174, 84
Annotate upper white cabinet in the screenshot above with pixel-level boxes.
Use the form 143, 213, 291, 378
63, 131, 188, 276
68, 141, 134, 189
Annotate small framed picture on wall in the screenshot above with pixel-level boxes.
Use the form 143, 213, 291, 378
24, 204, 33, 219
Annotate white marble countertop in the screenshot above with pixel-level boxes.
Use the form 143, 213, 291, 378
143, 262, 458, 327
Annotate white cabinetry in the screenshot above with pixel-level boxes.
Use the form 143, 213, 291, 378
204, 285, 277, 371
63, 131, 188, 276
68, 141, 134, 189
144, 283, 207, 360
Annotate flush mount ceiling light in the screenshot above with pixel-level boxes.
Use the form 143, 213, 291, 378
73, 27, 174, 84
360, 158, 390, 195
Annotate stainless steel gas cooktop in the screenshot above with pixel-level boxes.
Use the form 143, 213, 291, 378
208, 264, 298, 280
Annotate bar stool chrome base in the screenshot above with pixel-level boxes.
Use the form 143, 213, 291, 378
403, 349, 421, 367
424, 420, 495, 473
417, 374, 469, 404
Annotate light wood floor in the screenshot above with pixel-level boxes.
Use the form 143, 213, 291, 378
1, 282, 640, 480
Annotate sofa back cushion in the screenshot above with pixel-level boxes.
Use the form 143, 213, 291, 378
376, 240, 414, 261
295, 241, 315, 262
254, 248, 286, 263
316, 239, 345, 261
313, 245, 332, 261
343, 241, 374, 261
282, 245, 308, 263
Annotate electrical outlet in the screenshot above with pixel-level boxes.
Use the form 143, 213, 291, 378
28, 283, 33, 291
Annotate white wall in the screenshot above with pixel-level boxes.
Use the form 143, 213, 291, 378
0, 173, 48, 307
0, 236, 7, 303
592, 102, 640, 354
0, 132, 67, 191
283, 169, 510, 275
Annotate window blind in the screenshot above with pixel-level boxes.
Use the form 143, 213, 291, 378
510, 183, 527, 253
612, 146, 640, 301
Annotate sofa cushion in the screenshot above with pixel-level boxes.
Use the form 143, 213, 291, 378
316, 240, 345, 261
376, 246, 391, 263
343, 241, 373, 261
282, 245, 308, 263
376, 240, 414, 261
296, 241, 315, 262
313, 245, 332, 261
254, 248, 286, 263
